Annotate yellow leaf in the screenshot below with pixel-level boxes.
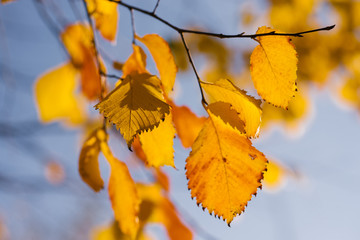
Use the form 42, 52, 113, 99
250, 26, 298, 109
263, 160, 285, 190
340, 77, 360, 107
100, 139, 140, 239
202, 79, 262, 137
171, 103, 206, 148
78, 128, 104, 192
95, 73, 170, 146
155, 169, 170, 192
136, 184, 192, 240
92, 221, 152, 240
136, 34, 177, 96
185, 110, 268, 225
86, 0, 118, 41
139, 113, 175, 168
122, 45, 148, 77
61, 23, 92, 66
34, 62, 85, 125
207, 102, 245, 134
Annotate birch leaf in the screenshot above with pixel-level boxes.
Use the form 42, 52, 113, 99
34, 62, 84, 125
139, 113, 175, 168
186, 110, 268, 225
95, 73, 170, 146
250, 26, 298, 109
201, 79, 262, 137
136, 34, 177, 95
100, 139, 140, 239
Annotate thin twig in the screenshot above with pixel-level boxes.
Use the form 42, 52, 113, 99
107, 0, 335, 39
152, 0, 161, 14
100, 72, 123, 80
130, 8, 136, 44
180, 33, 207, 105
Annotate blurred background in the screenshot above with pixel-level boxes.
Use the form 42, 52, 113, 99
1, 0, 360, 239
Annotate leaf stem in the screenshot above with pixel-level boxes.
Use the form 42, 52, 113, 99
152, 0, 161, 14
179, 32, 207, 106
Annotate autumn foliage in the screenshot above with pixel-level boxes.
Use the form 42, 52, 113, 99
1, 0, 343, 239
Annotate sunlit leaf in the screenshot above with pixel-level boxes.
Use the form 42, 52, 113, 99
34, 62, 85, 125
86, 0, 118, 41
186, 110, 267, 225
92, 221, 152, 240
155, 169, 170, 192
202, 79, 262, 137
171, 103, 206, 148
95, 73, 170, 146
139, 113, 175, 168
207, 102, 246, 133
136, 34, 177, 96
122, 45, 148, 77
250, 26, 298, 109
100, 139, 140, 239
78, 128, 104, 192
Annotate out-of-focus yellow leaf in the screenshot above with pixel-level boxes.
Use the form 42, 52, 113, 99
34, 63, 85, 125
186, 110, 267, 225
61, 24, 92, 66
100, 139, 140, 239
261, 90, 309, 132
44, 161, 65, 185
95, 73, 170, 146
136, 34, 177, 96
250, 26, 298, 109
122, 45, 148, 77
139, 113, 175, 168
136, 184, 192, 240
171, 103, 206, 148
340, 77, 360, 108
92, 221, 152, 240
78, 128, 104, 192
202, 79, 262, 137
86, 0, 118, 41
263, 160, 285, 189
61, 23, 102, 100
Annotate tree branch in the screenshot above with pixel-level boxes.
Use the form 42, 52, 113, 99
107, 0, 335, 38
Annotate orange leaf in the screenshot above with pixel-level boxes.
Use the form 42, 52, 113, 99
250, 26, 298, 108
186, 110, 268, 225
136, 184, 192, 240
34, 62, 85, 125
139, 113, 175, 168
80, 48, 101, 100
171, 103, 206, 148
100, 139, 140, 238
78, 128, 104, 192
136, 34, 177, 96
